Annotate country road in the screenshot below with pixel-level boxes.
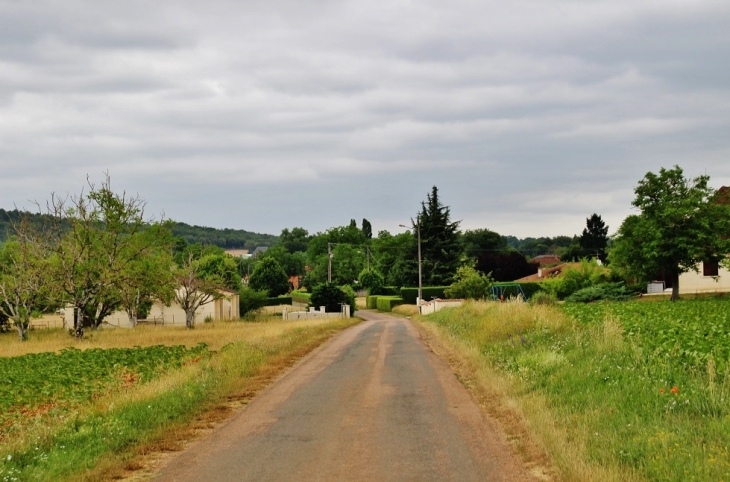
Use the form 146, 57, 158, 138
154, 311, 535, 481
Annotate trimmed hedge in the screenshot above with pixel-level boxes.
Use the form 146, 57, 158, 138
264, 296, 292, 307
376, 296, 404, 312
366, 295, 379, 309
380, 286, 400, 296
400, 286, 449, 304
492, 282, 544, 300
291, 290, 311, 304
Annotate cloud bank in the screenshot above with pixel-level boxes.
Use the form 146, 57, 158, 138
1, 0, 729, 237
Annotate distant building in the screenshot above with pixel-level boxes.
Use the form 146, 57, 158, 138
252, 246, 269, 257
531, 254, 561, 267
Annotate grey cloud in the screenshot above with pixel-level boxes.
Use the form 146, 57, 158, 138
0, 0, 729, 238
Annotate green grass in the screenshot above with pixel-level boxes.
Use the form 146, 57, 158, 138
421, 299, 730, 481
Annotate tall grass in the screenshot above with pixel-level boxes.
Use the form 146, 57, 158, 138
0, 315, 315, 357
418, 299, 730, 482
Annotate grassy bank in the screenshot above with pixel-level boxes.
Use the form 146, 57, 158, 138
0, 317, 358, 481
416, 299, 730, 482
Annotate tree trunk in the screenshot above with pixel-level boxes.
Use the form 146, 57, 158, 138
15, 320, 28, 341
671, 271, 680, 301
127, 310, 138, 328
185, 310, 195, 329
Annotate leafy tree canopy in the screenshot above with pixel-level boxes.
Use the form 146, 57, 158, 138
248, 257, 290, 297
462, 228, 507, 259
444, 265, 493, 300
609, 165, 730, 300
196, 253, 243, 291
279, 227, 310, 253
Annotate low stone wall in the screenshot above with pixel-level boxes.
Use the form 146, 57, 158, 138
419, 298, 464, 315
282, 305, 350, 321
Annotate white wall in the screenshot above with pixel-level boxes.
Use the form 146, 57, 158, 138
679, 264, 730, 294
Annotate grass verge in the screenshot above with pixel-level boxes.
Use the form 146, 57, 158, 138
415, 299, 730, 482
0, 317, 359, 481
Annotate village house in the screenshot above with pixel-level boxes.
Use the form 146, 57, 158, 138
64, 288, 240, 328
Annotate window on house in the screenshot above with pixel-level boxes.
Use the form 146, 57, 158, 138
703, 260, 719, 277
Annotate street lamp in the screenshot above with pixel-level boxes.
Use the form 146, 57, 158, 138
399, 219, 422, 305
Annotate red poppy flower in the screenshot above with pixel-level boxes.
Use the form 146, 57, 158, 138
659, 388, 665, 394
671, 386, 679, 394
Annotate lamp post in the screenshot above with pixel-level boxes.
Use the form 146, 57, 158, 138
399, 219, 422, 305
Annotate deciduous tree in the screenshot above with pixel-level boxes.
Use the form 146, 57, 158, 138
609, 166, 730, 300
0, 216, 52, 340
174, 253, 226, 329
48, 175, 167, 332
249, 257, 290, 296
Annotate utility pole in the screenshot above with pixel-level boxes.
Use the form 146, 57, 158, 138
399, 219, 423, 305
416, 217, 422, 305
328, 242, 332, 283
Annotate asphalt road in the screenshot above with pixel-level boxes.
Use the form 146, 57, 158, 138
155, 311, 532, 481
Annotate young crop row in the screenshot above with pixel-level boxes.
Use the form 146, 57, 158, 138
560, 299, 730, 371
0, 343, 210, 410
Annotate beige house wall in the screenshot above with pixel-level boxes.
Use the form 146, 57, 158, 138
678, 264, 730, 294
64, 290, 240, 328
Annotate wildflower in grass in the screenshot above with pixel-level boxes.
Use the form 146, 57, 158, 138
660, 388, 665, 394
671, 386, 679, 394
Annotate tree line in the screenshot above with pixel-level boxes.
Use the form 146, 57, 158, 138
0, 209, 278, 251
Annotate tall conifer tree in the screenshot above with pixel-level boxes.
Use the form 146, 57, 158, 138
415, 186, 461, 286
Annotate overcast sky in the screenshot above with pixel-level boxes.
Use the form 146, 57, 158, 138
1, 0, 729, 239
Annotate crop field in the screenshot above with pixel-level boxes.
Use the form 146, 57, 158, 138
419, 299, 730, 482
0, 317, 358, 481
561, 299, 730, 371
0, 344, 209, 430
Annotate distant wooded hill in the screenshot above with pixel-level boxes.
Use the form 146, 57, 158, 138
0, 209, 278, 250
169, 221, 278, 250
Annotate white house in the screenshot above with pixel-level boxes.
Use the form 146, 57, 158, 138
64, 288, 241, 328
676, 260, 730, 295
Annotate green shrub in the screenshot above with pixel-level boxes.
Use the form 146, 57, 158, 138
239, 287, 269, 315
564, 282, 638, 303
541, 259, 610, 300
376, 296, 404, 312
359, 269, 385, 295
529, 291, 557, 305
400, 286, 449, 304
310, 283, 352, 314
444, 266, 493, 300
366, 295, 379, 309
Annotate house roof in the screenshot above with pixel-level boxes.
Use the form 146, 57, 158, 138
717, 186, 730, 205
516, 263, 573, 282
252, 246, 269, 256
531, 255, 561, 266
